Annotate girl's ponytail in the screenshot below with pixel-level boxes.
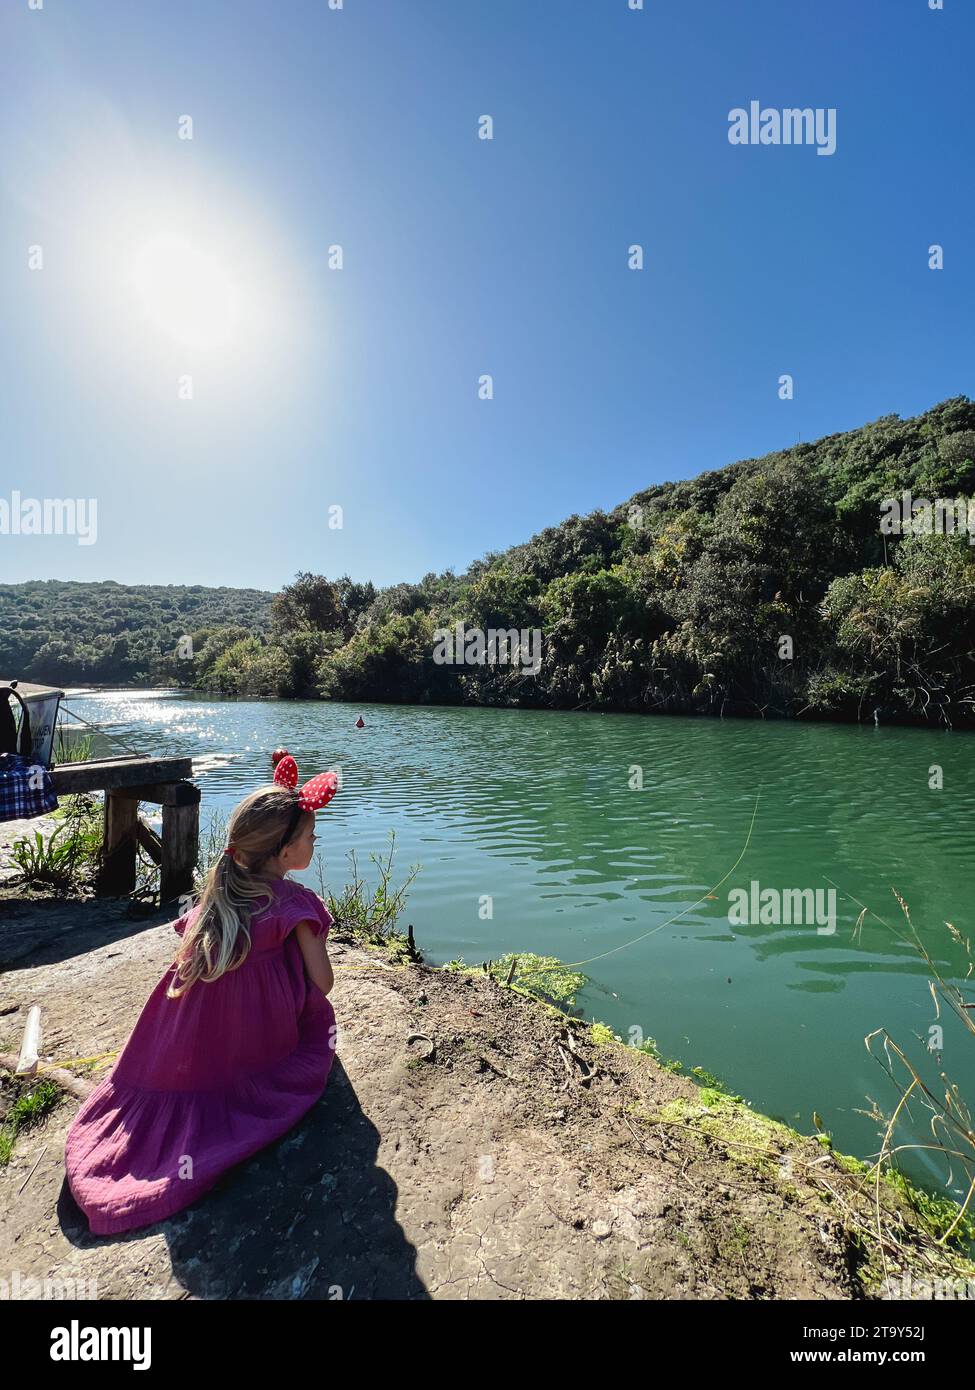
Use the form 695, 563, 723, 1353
168, 785, 310, 997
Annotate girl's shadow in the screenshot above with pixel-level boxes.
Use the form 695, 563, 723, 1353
58, 1058, 428, 1301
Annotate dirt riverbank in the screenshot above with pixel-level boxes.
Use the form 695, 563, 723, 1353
1, 877, 974, 1301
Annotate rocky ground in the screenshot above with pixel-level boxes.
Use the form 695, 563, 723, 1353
1, 847, 973, 1300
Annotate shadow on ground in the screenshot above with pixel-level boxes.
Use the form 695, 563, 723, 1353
0, 895, 172, 972
56, 1058, 427, 1300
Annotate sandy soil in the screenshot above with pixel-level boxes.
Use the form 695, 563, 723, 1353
1, 882, 972, 1301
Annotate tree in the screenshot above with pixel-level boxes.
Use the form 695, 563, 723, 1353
272, 573, 343, 634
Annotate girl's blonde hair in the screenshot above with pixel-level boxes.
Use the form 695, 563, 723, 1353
168, 785, 312, 998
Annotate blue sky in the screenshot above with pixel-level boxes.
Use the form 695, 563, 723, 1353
1, 0, 971, 592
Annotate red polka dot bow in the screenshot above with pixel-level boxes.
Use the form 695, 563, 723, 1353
271, 750, 339, 811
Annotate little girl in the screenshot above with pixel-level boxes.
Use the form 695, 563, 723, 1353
65, 754, 339, 1236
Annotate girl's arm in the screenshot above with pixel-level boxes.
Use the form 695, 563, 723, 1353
295, 920, 335, 997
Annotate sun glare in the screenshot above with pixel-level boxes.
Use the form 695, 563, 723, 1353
131, 235, 242, 351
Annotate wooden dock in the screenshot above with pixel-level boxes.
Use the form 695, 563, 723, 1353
50, 755, 200, 903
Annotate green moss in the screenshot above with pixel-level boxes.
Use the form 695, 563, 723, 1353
823, 1144, 975, 1246
698, 1088, 726, 1109
442, 953, 586, 1006
883, 1168, 975, 1245
690, 1066, 737, 1095
649, 1093, 800, 1176
590, 1021, 621, 1047
633, 1036, 684, 1073
834, 1149, 871, 1176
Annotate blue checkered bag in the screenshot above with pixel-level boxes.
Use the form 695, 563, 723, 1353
0, 753, 58, 823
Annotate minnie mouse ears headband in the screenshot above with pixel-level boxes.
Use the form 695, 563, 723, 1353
271, 749, 339, 812
223, 751, 339, 859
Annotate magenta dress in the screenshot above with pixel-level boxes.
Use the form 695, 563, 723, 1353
64, 878, 336, 1236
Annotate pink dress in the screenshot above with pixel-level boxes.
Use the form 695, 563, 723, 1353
64, 878, 336, 1236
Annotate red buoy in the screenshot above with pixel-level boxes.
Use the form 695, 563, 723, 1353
355, 716, 364, 729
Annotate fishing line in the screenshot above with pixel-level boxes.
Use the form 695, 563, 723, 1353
822, 875, 918, 951
562, 785, 763, 969
37, 1051, 119, 1074
60, 704, 147, 759
822, 876, 892, 929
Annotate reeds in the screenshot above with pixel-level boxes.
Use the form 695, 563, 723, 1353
862, 892, 975, 1252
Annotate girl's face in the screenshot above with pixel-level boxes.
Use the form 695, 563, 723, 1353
279, 814, 317, 873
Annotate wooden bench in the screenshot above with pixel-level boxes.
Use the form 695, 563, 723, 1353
50, 755, 200, 904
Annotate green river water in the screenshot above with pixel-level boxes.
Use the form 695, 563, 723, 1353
69, 689, 975, 1196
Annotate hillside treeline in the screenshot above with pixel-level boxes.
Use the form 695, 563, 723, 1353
6, 397, 975, 726
0, 581, 273, 686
